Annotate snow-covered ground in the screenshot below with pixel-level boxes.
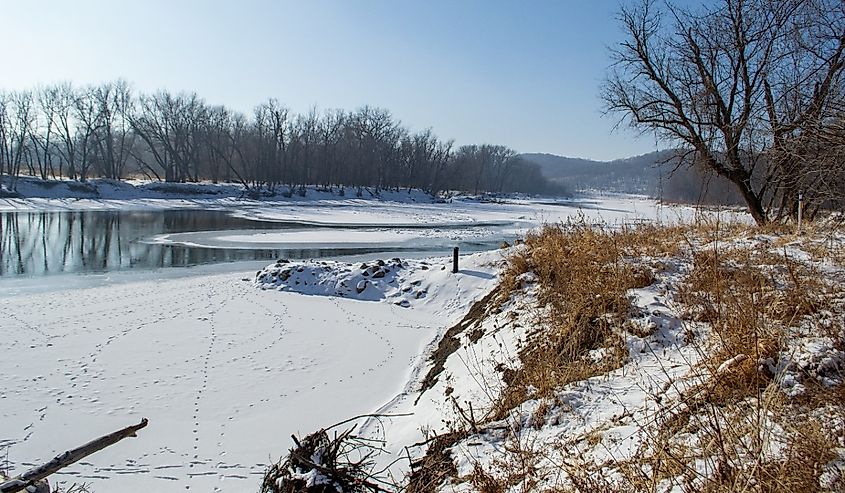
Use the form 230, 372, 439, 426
0, 251, 502, 492
1, 181, 758, 491
0, 176, 727, 231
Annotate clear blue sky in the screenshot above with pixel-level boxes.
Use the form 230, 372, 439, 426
0, 0, 658, 161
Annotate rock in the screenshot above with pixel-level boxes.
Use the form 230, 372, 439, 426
356, 280, 368, 294
376, 259, 386, 266
372, 269, 386, 279
420, 265, 429, 270
360, 263, 369, 270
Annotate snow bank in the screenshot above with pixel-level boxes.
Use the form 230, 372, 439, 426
255, 257, 439, 307
357, 225, 845, 491
254, 250, 505, 313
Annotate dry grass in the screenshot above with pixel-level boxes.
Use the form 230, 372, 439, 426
406, 431, 467, 493
409, 220, 845, 493
629, 392, 843, 493
494, 223, 680, 419
678, 234, 836, 405
616, 222, 845, 493
53, 485, 93, 493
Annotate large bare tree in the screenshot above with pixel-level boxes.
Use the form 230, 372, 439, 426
603, 0, 845, 224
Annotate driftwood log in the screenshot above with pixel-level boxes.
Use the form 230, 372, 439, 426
0, 418, 149, 493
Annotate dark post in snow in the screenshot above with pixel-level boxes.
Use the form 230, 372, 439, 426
453, 247, 459, 273
797, 191, 804, 235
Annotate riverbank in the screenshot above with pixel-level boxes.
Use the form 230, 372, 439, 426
0, 250, 503, 493
0, 176, 436, 212
348, 221, 845, 492
1, 188, 763, 492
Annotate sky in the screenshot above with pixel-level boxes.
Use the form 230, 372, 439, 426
0, 0, 660, 161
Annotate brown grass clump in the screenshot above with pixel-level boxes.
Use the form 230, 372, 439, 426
465, 445, 541, 493
679, 238, 836, 405
494, 223, 679, 419
619, 224, 845, 493
631, 392, 842, 493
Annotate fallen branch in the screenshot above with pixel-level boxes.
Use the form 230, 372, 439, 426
0, 418, 149, 493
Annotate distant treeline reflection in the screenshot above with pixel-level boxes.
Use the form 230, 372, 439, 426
0, 210, 404, 277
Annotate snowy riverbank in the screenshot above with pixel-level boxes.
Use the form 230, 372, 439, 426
1, 184, 761, 492
0, 176, 708, 227
0, 250, 503, 492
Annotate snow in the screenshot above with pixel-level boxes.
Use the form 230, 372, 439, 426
0, 177, 735, 232
147, 227, 499, 251
0, 181, 767, 491
0, 177, 435, 211
0, 250, 502, 492
356, 252, 712, 489
253, 257, 495, 308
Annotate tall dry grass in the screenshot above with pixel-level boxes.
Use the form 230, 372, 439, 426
409, 220, 845, 493
494, 222, 685, 419
616, 222, 845, 493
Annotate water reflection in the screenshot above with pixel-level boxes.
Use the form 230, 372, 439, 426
0, 210, 499, 277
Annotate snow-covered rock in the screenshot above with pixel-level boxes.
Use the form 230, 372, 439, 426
254, 257, 435, 306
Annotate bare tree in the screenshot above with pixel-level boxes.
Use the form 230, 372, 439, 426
130, 91, 206, 182
317, 109, 345, 190
91, 80, 135, 179
603, 0, 845, 224
3, 79, 562, 197
72, 85, 103, 181
2, 91, 36, 189
33, 85, 61, 179
53, 83, 80, 179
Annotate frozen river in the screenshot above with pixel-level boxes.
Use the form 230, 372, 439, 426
0, 195, 704, 491
0, 208, 510, 278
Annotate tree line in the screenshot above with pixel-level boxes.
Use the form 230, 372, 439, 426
0, 82, 564, 197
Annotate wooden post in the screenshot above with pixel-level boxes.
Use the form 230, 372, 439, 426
797, 191, 804, 235
452, 247, 459, 273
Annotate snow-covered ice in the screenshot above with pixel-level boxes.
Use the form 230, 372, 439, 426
0, 251, 502, 492
0, 184, 756, 491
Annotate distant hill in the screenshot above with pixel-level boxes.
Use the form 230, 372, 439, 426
521, 150, 744, 206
